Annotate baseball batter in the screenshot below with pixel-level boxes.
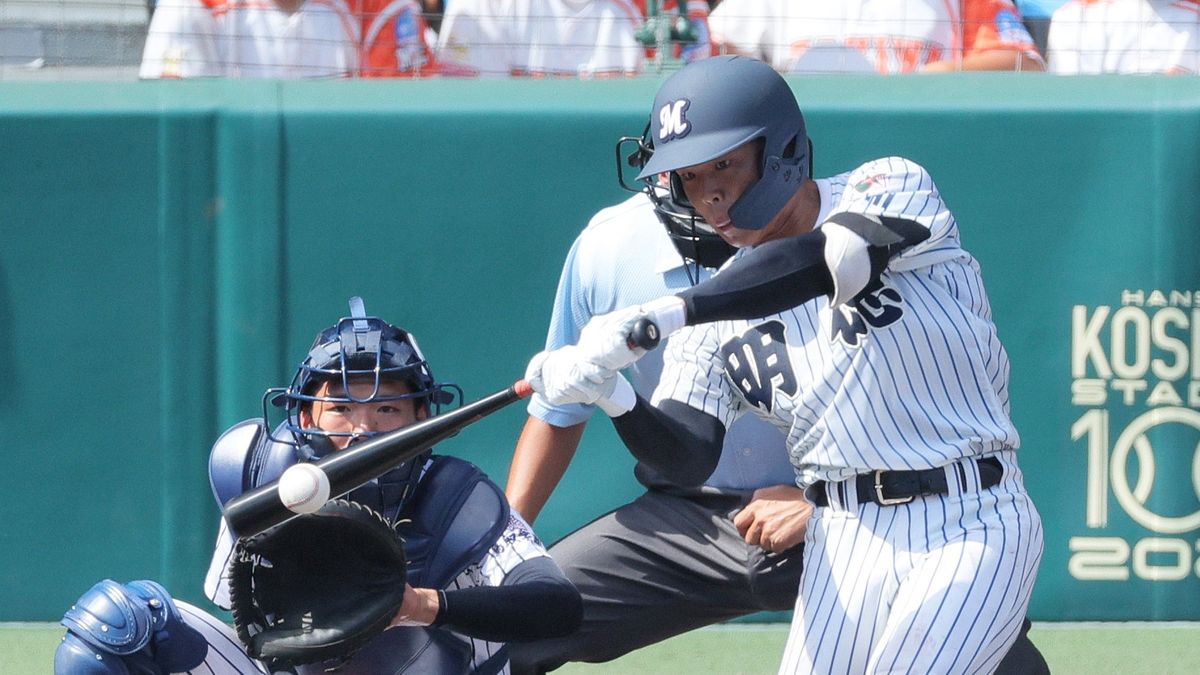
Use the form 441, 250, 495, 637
528, 56, 1044, 674
1047, 0, 1200, 74
509, 174, 1046, 673
708, 0, 1044, 72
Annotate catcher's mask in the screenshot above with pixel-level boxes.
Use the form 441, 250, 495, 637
616, 122, 735, 284
635, 55, 813, 233
264, 297, 462, 517
265, 296, 460, 457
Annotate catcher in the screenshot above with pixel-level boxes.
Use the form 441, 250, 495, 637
55, 298, 582, 674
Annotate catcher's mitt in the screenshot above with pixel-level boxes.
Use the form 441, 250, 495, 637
229, 498, 408, 666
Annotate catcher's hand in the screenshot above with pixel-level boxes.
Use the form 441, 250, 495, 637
229, 499, 408, 666
389, 585, 441, 627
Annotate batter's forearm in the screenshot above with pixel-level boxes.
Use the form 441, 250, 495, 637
678, 229, 834, 324
676, 213, 929, 325
611, 397, 724, 487
505, 418, 586, 523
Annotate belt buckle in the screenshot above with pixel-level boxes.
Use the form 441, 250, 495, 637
873, 470, 914, 506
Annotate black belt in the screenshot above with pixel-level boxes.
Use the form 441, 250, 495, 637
808, 457, 1003, 507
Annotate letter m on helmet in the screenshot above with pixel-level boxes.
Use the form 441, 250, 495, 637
658, 99, 692, 142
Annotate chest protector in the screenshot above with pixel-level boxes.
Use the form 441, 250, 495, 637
396, 455, 510, 588
209, 419, 509, 589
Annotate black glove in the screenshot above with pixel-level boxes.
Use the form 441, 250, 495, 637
229, 499, 408, 667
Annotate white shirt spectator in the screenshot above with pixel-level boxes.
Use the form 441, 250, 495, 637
435, 0, 645, 76
141, 0, 360, 79
708, 0, 1043, 73
1047, 0, 1200, 73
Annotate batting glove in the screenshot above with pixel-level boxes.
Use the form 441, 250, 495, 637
526, 345, 618, 407
576, 296, 687, 371
526, 346, 637, 416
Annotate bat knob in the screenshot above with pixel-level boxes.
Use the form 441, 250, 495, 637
513, 379, 534, 399
627, 317, 661, 350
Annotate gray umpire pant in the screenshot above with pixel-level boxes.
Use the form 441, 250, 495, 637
507, 489, 1049, 675
508, 489, 803, 674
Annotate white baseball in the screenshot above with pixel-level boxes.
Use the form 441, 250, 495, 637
278, 463, 331, 514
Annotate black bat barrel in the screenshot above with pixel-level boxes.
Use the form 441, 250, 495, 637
224, 381, 530, 538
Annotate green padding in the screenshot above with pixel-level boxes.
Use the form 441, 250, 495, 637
1, 75, 1198, 620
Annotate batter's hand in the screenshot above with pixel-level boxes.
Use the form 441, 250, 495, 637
576, 306, 648, 371
577, 296, 687, 371
733, 485, 813, 554
526, 345, 618, 406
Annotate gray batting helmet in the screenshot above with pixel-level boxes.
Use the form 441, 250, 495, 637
636, 56, 809, 232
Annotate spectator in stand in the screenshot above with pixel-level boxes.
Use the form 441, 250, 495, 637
1047, 0, 1200, 74
360, 0, 449, 76
707, 0, 1045, 73
140, 0, 360, 78
141, 0, 444, 78
434, 0, 712, 77
435, 0, 645, 76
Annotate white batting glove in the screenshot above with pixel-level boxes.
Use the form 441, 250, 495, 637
576, 306, 646, 372
525, 345, 618, 407
576, 296, 687, 371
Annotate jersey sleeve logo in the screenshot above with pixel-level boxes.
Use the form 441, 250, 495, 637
719, 320, 797, 412
853, 173, 886, 192
831, 278, 905, 347
658, 99, 692, 142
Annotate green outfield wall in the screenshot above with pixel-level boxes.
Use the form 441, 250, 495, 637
2, 76, 1199, 622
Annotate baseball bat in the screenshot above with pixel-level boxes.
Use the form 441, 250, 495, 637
223, 379, 534, 539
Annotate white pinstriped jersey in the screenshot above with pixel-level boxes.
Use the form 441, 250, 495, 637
203, 458, 550, 673
654, 157, 1020, 487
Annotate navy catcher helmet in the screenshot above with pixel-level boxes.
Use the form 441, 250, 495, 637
267, 297, 458, 455
636, 56, 810, 232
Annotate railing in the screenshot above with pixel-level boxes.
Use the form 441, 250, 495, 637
1, 0, 1196, 81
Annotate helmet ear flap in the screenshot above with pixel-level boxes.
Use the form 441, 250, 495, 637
779, 135, 815, 178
